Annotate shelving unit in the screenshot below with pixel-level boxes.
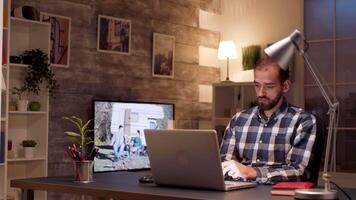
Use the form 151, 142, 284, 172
0, 1, 9, 199
0, 1, 50, 199
212, 82, 256, 144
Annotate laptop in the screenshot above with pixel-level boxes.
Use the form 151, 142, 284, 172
144, 129, 257, 191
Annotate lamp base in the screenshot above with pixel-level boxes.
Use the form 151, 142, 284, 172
221, 80, 234, 83
294, 188, 338, 199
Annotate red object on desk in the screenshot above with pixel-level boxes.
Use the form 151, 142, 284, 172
272, 182, 314, 189
271, 182, 314, 196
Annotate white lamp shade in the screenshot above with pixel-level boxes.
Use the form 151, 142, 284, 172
264, 29, 302, 70
218, 41, 237, 60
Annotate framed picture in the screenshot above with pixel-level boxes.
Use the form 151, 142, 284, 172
152, 33, 175, 78
40, 12, 71, 68
97, 15, 131, 55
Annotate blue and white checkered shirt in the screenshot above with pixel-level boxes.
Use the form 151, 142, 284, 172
220, 99, 316, 184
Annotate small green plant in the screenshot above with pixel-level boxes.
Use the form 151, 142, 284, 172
63, 116, 94, 156
22, 139, 37, 147
242, 45, 261, 70
12, 86, 27, 100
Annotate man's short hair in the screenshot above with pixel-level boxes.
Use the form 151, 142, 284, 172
254, 57, 290, 83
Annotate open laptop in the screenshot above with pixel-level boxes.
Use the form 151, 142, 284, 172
144, 129, 257, 191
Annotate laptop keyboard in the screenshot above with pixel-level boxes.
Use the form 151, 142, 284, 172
225, 180, 239, 186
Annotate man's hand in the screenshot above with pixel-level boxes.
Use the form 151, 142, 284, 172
221, 160, 257, 179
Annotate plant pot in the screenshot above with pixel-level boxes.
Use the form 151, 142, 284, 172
23, 147, 35, 158
74, 160, 94, 183
17, 100, 29, 111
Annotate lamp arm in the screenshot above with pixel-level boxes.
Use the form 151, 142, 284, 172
294, 41, 339, 192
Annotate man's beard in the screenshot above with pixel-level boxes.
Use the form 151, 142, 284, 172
257, 92, 283, 111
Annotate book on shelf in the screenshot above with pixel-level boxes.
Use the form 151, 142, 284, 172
271, 182, 314, 196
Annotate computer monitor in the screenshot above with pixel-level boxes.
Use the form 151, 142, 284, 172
93, 100, 174, 172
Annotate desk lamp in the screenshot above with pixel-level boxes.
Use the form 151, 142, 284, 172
264, 29, 339, 199
218, 41, 237, 81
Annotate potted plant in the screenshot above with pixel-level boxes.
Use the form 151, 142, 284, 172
63, 116, 96, 183
21, 139, 37, 158
21, 49, 59, 97
12, 86, 29, 111
242, 45, 261, 71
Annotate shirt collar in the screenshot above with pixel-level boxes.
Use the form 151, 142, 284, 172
254, 97, 289, 121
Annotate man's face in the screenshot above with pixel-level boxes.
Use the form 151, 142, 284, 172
254, 66, 285, 111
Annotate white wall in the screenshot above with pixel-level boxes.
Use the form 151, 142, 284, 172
199, 0, 304, 106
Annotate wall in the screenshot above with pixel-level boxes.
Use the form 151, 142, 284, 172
200, 0, 304, 106
11, 0, 220, 199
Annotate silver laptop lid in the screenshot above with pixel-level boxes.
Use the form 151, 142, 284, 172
144, 129, 226, 190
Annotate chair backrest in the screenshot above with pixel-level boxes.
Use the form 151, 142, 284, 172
302, 113, 326, 185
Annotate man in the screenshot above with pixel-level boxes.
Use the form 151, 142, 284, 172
111, 125, 125, 159
220, 57, 316, 184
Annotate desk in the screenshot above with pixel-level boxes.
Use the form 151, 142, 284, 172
10, 171, 356, 200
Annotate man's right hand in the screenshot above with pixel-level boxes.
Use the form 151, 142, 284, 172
221, 160, 241, 179
222, 160, 257, 179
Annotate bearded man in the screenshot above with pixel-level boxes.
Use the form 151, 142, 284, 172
220, 57, 316, 184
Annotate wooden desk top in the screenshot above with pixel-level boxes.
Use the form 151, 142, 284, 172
10, 171, 356, 200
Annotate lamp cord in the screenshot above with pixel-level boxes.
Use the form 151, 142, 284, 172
330, 181, 353, 200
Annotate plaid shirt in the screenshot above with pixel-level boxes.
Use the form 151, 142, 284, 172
220, 98, 316, 184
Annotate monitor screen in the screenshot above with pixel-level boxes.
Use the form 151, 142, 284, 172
93, 100, 174, 172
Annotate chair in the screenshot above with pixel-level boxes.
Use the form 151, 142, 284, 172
302, 113, 326, 185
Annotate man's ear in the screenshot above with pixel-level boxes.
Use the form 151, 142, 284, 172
282, 80, 291, 93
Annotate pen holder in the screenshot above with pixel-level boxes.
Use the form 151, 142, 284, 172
74, 160, 94, 183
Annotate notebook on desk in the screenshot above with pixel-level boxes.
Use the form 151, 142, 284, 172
144, 129, 257, 191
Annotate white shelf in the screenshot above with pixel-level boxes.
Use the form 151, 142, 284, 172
8, 111, 47, 115
7, 157, 46, 163
214, 117, 231, 126
2, 3, 50, 200
10, 17, 47, 26
2, 65, 8, 69
9, 63, 28, 68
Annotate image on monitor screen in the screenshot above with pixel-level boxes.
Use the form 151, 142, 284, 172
94, 100, 174, 172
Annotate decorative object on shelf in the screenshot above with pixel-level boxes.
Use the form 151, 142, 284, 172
242, 45, 261, 71
29, 101, 41, 111
264, 29, 339, 200
20, 49, 59, 96
21, 139, 37, 158
63, 116, 97, 183
9, 55, 21, 63
152, 33, 175, 78
97, 15, 131, 55
11, 6, 40, 21
40, 13, 71, 68
2, 46, 7, 65
7, 140, 15, 159
12, 86, 28, 111
218, 41, 237, 82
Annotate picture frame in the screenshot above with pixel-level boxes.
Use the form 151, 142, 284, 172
152, 33, 175, 78
40, 12, 71, 68
97, 15, 131, 55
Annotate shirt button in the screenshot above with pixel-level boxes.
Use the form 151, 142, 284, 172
264, 124, 267, 127
259, 140, 262, 144
257, 159, 260, 162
